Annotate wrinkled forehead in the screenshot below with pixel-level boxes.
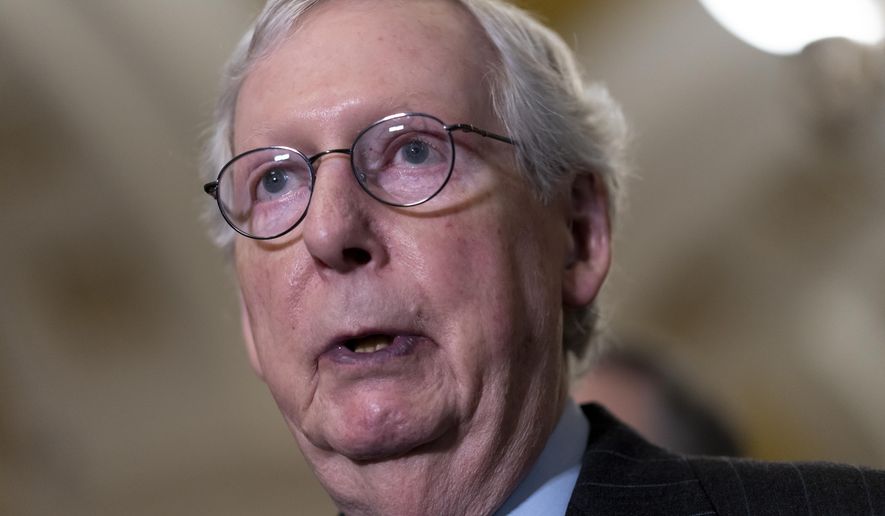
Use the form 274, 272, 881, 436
234, 0, 502, 148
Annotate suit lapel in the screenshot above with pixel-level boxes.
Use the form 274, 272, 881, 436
566, 404, 716, 515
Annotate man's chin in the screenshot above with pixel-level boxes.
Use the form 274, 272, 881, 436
301, 401, 457, 463
330, 433, 429, 462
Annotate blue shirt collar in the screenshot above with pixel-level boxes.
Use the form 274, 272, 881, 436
494, 398, 589, 515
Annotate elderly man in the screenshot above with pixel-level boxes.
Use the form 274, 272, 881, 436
203, 0, 884, 514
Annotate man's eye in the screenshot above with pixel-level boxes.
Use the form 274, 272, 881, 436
261, 168, 289, 194
399, 139, 430, 165
253, 166, 309, 202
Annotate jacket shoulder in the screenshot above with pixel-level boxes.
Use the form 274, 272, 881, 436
567, 404, 716, 515
568, 404, 885, 515
688, 455, 885, 514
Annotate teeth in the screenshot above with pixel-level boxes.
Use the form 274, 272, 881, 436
352, 336, 392, 354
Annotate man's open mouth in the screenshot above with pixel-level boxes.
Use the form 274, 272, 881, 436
325, 333, 426, 365
345, 334, 393, 354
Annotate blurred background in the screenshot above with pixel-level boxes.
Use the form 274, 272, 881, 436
1, 0, 883, 514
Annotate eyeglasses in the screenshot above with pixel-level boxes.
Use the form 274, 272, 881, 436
203, 112, 514, 240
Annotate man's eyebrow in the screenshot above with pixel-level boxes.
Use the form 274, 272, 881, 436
235, 97, 440, 151
234, 124, 287, 153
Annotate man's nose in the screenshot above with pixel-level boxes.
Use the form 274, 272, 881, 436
301, 153, 388, 273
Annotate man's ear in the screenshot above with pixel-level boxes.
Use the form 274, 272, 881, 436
239, 294, 265, 380
562, 173, 611, 307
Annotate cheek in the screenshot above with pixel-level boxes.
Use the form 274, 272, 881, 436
238, 251, 279, 323
430, 219, 504, 299
428, 203, 564, 347
237, 241, 311, 313
236, 248, 320, 418
235, 245, 306, 364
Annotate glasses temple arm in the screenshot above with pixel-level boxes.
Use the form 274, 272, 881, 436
203, 181, 219, 199
446, 123, 515, 145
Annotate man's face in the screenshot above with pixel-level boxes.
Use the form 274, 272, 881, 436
232, 0, 594, 495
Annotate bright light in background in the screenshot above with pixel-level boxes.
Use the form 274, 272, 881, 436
699, 0, 885, 55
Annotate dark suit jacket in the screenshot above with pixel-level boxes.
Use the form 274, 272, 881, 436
566, 404, 885, 515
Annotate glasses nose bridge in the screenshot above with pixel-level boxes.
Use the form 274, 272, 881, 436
306, 147, 362, 204
308, 148, 352, 168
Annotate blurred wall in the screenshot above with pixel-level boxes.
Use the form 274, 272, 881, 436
1, 0, 883, 514
0, 1, 333, 514
552, 0, 885, 466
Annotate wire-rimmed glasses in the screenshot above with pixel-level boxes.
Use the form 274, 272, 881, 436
203, 112, 514, 240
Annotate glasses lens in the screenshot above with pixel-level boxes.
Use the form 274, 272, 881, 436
217, 147, 313, 238
352, 114, 455, 206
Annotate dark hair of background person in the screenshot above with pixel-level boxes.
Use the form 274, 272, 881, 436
573, 345, 742, 457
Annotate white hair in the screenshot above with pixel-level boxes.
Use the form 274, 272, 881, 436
203, 0, 629, 358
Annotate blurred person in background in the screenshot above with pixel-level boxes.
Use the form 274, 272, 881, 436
201, 0, 885, 513
572, 345, 742, 457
